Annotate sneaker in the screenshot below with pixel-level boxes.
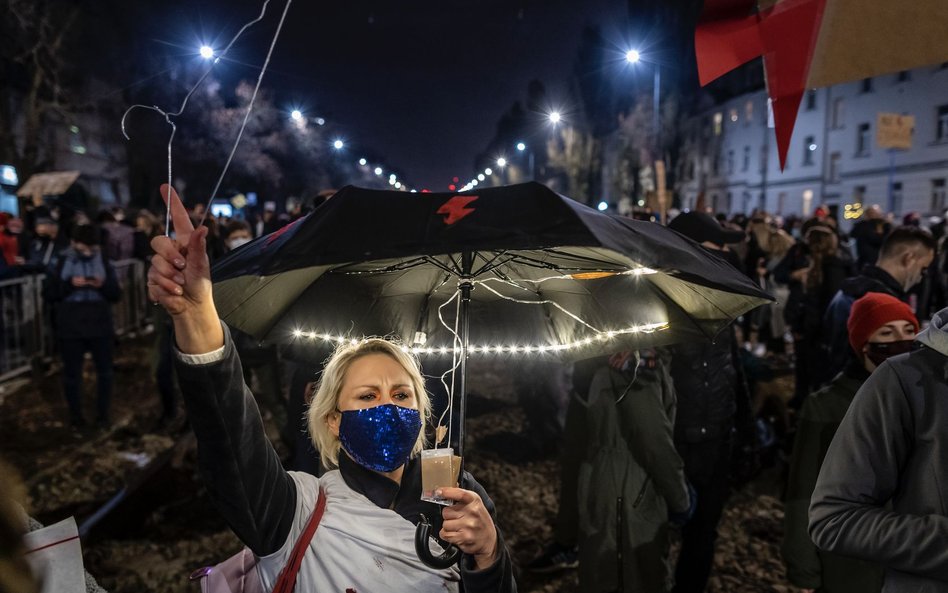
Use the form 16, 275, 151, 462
525, 541, 579, 573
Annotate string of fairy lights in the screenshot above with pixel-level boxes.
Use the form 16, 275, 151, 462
289, 267, 669, 356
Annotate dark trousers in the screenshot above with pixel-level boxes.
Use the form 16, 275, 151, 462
553, 390, 585, 546
672, 435, 732, 593
61, 336, 114, 423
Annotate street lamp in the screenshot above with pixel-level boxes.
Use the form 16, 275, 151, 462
359, 158, 367, 166
515, 141, 535, 181
484, 168, 493, 176
333, 139, 344, 150
374, 167, 383, 176
290, 109, 303, 121
496, 157, 507, 168
627, 47, 661, 158
548, 111, 561, 125
627, 47, 664, 219
199, 45, 215, 59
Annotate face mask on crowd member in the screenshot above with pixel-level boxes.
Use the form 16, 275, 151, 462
223, 221, 254, 252
847, 292, 919, 372
311, 340, 431, 478
876, 226, 937, 292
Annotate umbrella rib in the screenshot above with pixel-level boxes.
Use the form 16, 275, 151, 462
508, 250, 623, 272
330, 256, 433, 275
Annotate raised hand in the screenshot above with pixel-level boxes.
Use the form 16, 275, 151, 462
437, 487, 499, 570
147, 184, 223, 354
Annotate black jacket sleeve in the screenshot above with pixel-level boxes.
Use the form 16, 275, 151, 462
458, 472, 518, 593
173, 323, 297, 557
808, 362, 948, 580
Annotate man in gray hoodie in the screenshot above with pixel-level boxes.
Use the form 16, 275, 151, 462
809, 307, 948, 591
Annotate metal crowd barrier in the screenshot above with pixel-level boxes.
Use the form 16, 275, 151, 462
0, 259, 152, 384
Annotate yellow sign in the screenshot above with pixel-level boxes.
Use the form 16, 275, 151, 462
230, 193, 247, 209
876, 113, 914, 150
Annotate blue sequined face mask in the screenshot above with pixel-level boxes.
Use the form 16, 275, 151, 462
338, 403, 422, 473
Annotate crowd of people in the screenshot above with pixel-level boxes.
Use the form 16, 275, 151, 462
2, 188, 947, 592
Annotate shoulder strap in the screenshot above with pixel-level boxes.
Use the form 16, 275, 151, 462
271, 486, 326, 593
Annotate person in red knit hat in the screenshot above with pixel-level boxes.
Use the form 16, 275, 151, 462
782, 292, 917, 593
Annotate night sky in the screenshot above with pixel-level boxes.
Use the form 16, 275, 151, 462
146, 0, 632, 190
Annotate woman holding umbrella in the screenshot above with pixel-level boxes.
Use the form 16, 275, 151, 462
147, 186, 515, 592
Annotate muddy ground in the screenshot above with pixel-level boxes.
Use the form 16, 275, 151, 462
1, 336, 794, 592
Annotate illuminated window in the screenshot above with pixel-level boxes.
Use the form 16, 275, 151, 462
932, 179, 946, 212
713, 112, 723, 136
744, 100, 754, 125
802, 189, 814, 215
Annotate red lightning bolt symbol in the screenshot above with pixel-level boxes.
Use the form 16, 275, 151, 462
437, 195, 479, 225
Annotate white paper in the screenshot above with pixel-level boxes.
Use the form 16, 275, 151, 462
21, 516, 86, 593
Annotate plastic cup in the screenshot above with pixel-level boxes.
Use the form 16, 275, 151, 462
420, 448, 457, 506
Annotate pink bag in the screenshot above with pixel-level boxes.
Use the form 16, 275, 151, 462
190, 487, 326, 593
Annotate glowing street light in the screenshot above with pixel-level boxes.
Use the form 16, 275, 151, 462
358, 158, 367, 166
516, 142, 526, 152
374, 167, 383, 176
626, 49, 641, 63
597, 201, 609, 211
290, 109, 303, 121
200, 45, 215, 59
496, 157, 507, 168
549, 111, 561, 124
477, 174, 485, 181
333, 139, 345, 150
484, 168, 493, 176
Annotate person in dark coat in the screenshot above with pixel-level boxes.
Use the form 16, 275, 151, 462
45, 224, 121, 427
576, 350, 693, 593
848, 206, 891, 271
782, 292, 918, 593
821, 226, 935, 384
665, 211, 757, 593
809, 304, 948, 592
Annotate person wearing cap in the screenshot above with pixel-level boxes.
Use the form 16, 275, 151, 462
809, 301, 948, 591
665, 211, 756, 593
782, 292, 917, 593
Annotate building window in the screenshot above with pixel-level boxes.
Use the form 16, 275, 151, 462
937, 105, 948, 141
829, 152, 842, 183
744, 100, 754, 125
856, 123, 871, 156
742, 146, 750, 171
713, 112, 723, 136
803, 135, 816, 166
729, 108, 739, 123
711, 193, 719, 212
860, 77, 873, 93
897, 70, 911, 83
832, 97, 845, 129
932, 179, 947, 212
802, 190, 814, 216
777, 192, 787, 215
854, 185, 867, 202
891, 182, 904, 215
726, 192, 733, 213
805, 90, 817, 111
727, 150, 735, 174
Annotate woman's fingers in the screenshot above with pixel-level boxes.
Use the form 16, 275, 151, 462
151, 235, 186, 269
159, 184, 195, 236
149, 253, 184, 284
148, 268, 184, 296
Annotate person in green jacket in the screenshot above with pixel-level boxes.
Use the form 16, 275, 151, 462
782, 292, 918, 593
576, 349, 695, 593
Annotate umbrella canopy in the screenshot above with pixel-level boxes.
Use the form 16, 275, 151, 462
212, 182, 772, 358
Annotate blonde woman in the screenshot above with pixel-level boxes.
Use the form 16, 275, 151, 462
147, 186, 514, 592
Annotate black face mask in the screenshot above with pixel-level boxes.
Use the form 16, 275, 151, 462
865, 340, 915, 367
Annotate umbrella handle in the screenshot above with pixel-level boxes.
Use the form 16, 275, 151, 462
414, 514, 462, 569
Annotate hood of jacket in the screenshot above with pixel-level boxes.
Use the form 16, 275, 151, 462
916, 308, 948, 356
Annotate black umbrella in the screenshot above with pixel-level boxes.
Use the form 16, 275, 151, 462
212, 181, 771, 567
213, 182, 770, 454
